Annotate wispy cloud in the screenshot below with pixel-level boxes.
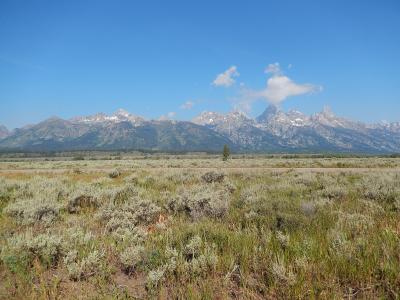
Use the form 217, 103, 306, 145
265, 62, 282, 75
212, 66, 239, 87
180, 101, 194, 110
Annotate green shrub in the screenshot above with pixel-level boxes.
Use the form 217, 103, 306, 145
146, 268, 165, 291
1, 231, 64, 271
168, 185, 229, 220
120, 245, 146, 274
4, 197, 62, 225
98, 197, 161, 232
64, 250, 104, 281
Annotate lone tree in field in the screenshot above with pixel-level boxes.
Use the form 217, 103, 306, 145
222, 144, 230, 161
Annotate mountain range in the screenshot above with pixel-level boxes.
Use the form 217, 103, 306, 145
0, 107, 399, 153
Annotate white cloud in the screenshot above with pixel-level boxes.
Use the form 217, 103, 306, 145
180, 101, 194, 110
265, 62, 281, 75
212, 66, 239, 87
237, 63, 322, 110
256, 75, 321, 105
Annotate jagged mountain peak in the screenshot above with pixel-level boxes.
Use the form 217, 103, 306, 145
287, 109, 306, 117
311, 107, 363, 129
256, 104, 279, 123
113, 108, 131, 117
221, 111, 255, 128
71, 109, 145, 125
313, 106, 339, 121
226, 110, 251, 120
255, 105, 311, 128
1, 106, 399, 153
192, 110, 253, 128
321, 105, 334, 116
192, 111, 224, 125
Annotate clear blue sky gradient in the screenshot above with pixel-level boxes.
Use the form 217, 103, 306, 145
1, 0, 399, 129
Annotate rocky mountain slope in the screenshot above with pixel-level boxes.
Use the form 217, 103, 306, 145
0, 107, 399, 153
0, 111, 234, 152
192, 106, 400, 153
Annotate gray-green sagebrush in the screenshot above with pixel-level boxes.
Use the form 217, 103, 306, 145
0, 158, 399, 299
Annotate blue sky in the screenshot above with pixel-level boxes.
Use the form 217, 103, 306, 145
0, 0, 399, 129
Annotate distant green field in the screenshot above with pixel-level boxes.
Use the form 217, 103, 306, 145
0, 157, 399, 299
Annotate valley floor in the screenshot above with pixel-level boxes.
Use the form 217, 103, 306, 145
0, 156, 399, 299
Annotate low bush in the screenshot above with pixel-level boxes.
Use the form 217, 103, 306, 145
68, 195, 99, 213
64, 250, 104, 281
201, 171, 225, 183
167, 185, 229, 220
109, 169, 121, 179
98, 197, 161, 231
120, 245, 146, 274
4, 197, 62, 225
1, 231, 64, 271
1, 159, 400, 298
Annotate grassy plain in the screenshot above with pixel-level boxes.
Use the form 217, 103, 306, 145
0, 155, 399, 299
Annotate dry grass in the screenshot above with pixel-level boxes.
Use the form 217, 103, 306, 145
0, 156, 399, 299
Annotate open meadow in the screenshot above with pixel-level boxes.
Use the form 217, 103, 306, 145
0, 155, 399, 299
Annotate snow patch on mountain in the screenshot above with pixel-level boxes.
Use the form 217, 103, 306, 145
70, 109, 145, 126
